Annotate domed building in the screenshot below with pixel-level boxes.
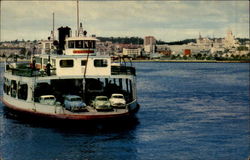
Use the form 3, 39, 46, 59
223, 29, 239, 48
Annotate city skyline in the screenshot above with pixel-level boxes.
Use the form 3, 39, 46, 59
1, 1, 249, 42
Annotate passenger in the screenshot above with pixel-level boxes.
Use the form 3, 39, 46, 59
30, 60, 36, 76
32, 60, 36, 70
46, 62, 52, 76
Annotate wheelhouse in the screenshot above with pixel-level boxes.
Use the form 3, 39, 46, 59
65, 37, 98, 56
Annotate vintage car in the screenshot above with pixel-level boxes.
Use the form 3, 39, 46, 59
39, 95, 56, 105
109, 94, 126, 108
63, 95, 86, 111
92, 96, 112, 111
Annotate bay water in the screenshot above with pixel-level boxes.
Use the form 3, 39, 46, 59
0, 62, 249, 160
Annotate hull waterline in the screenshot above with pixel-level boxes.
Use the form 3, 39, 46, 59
0, 96, 140, 121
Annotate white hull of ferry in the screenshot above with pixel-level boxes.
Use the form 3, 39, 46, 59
2, 93, 139, 120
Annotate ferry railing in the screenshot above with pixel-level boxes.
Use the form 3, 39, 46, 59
54, 102, 62, 114
125, 99, 137, 111
9, 67, 56, 77
111, 66, 136, 76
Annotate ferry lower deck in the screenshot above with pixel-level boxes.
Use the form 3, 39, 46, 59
2, 93, 139, 120
2, 70, 138, 120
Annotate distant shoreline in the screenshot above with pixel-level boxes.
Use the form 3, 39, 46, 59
115, 59, 250, 63
130, 59, 250, 63
0, 58, 249, 63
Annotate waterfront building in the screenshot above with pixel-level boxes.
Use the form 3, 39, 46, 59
144, 36, 156, 46
196, 33, 213, 50
144, 45, 155, 54
223, 29, 239, 48
167, 45, 201, 56
144, 36, 156, 53
114, 43, 142, 55
39, 40, 54, 54
0, 48, 23, 57
0, 41, 39, 58
122, 48, 141, 58
196, 30, 241, 56
96, 41, 115, 55
156, 45, 171, 56
183, 49, 191, 56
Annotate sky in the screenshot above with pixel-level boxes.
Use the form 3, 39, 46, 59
0, 0, 249, 42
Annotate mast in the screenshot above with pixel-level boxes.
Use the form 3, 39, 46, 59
52, 12, 55, 40
77, 0, 80, 36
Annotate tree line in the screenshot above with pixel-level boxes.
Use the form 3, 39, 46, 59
97, 37, 144, 44
1, 37, 249, 46
97, 37, 197, 45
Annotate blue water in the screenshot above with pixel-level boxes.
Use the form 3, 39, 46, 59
0, 62, 249, 160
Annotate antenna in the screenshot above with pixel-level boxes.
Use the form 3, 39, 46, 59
52, 12, 55, 40
77, 0, 80, 36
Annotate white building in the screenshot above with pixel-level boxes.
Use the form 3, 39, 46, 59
122, 48, 141, 58
144, 45, 155, 54
39, 40, 54, 54
196, 33, 213, 50
223, 29, 238, 48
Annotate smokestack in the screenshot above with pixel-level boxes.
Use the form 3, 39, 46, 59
58, 26, 71, 50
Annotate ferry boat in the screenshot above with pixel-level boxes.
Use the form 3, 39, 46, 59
1, 9, 139, 121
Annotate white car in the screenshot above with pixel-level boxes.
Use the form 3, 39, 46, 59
63, 95, 86, 112
109, 94, 126, 108
92, 96, 112, 111
39, 95, 56, 105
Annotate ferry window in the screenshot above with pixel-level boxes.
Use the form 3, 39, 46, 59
52, 59, 56, 66
3, 83, 6, 94
11, 80, 17, 98
18, 84, 28, 100
43, 58, 48, 65
4, 78, 10, 95
3, 78, 7, 94
92, 41, 96, 49
45, 43, 50, 49
81, 60, 87, 66
68, 41, 75, 48
94, 59, 108, 67
35, 57, 42, 64
84, 41, 89, 48
60, 60, 74, 68
6, 84, 10, 95
84, 41, 95, 49
89, 41, 95, 49
75, 40, 83, 48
